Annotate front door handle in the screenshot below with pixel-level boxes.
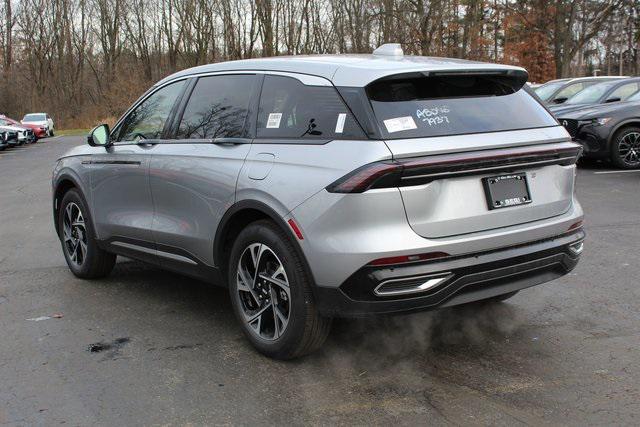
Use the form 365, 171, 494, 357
137, 141, 157, 148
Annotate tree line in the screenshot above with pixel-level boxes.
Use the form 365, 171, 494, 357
0, 0, 638, 129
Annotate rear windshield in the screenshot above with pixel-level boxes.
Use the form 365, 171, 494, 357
23, 114, 45, 121
367, 75, 557, 139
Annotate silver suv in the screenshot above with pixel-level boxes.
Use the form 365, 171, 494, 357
53, 45, 585, 359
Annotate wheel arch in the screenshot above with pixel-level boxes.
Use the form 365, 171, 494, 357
607, 119, 640, 149
213, 200, 313, 284
52, 172, 91, 237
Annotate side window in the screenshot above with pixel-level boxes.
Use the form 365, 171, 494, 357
257, 75, 365, 140
556, 83, 584, 99
177, 75, 256, 139
609, 83, 639, 101
116, 80, 185, 142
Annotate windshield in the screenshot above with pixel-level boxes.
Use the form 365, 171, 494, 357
565, 82, 615, 105
367, 75, 557, 139
23, 114, 45, 121
535, 82, 564, 101
0, 119, 9, 126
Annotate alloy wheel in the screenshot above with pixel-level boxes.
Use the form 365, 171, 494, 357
62, 202, 88, 266
236, 243, 291, 341
618, 131, 640, 167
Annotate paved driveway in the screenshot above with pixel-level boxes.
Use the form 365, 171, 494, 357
1, 137, 639, 425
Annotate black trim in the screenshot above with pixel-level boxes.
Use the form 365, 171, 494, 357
165, 77, 197, 139
213, 200, 298, 268
251, 137, 335, 145
81, 160, 142, 165
315, 230, 585, 317
97, 236, 224, 285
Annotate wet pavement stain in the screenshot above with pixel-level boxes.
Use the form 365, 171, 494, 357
87, 337, 131, 354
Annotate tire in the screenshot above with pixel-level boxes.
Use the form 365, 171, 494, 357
58, 189, 116, 279
610, 126, 640, 169
50, 130, 54, 137
228, 219, 331, 360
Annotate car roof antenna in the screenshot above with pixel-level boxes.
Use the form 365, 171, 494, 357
372, 43, 404, 57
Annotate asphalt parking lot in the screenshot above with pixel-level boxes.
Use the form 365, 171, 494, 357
1, 136, 639, 426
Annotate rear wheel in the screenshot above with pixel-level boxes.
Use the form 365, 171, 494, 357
228, 220, 331, 359
58, 189, 116, 279
610, 127, 640, 169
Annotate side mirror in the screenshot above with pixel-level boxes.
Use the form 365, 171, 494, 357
605, 97, 621, 103
87, 124, 110, 147
553, 97, 568, 104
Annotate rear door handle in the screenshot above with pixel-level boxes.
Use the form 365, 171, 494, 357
212, 137, 251, 146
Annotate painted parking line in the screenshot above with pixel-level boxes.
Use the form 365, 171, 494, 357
593, 170, 640, 175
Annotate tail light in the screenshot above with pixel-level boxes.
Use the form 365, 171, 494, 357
327, 141, 583, 193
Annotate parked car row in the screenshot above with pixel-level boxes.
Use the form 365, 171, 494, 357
0, 113, 55, 151
535, 76, 640, 169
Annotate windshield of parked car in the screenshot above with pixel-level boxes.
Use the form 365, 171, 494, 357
0, 119, 10, 126
367, 74, 557, 139
23, 114, 46, 121
534, 82, 565, 101
564, 82, 615, 104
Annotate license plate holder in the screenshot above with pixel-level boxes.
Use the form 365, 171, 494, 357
483, 173, 532, 210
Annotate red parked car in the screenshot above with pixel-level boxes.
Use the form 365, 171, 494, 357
0, 115, 47, 139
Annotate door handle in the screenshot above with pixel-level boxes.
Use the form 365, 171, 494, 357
212, 137, 251, 145
137, 141, 157, 148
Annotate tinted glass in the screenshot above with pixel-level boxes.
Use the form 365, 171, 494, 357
608, 82, 639, 100
565, 82, 615, 104
116, 80, 185, 142
257, 75, 365, 140
177, 75, 256, 139
368, 75, 557, 139
23, 114, 45, 121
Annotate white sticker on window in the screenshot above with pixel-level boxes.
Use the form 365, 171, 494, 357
266, 113, 282, 128
383, 116, 417, 133
335, 113, 347, 133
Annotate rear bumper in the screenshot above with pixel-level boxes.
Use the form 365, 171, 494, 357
315, 229, 584, 317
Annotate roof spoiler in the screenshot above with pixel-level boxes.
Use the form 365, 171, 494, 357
371, 68, 529, 93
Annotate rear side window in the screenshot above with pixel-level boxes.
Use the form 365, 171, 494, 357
367, 74, 557, 139
257, 75, 365, 140
177, 74, 256, 139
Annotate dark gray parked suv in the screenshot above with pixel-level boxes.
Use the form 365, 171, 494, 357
52, 45, 585, 359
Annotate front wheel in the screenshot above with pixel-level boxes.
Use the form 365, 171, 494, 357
58, 189, 116, 279
610, 127, 640, 169
228, 220, 331, 359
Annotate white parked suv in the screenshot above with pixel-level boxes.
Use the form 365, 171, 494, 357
22, 113, 55, 136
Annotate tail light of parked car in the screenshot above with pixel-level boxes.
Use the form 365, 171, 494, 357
326, 141, 583, 193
